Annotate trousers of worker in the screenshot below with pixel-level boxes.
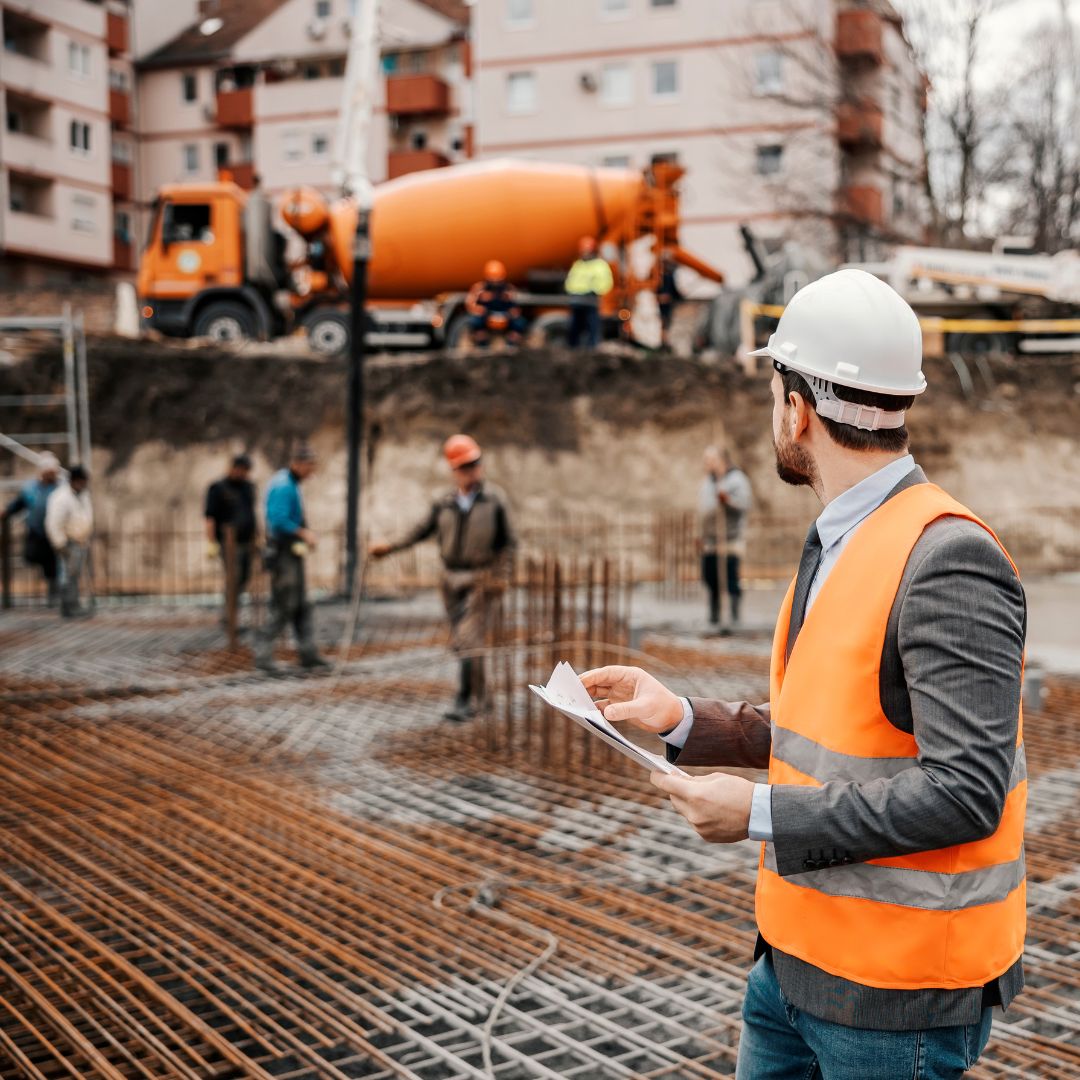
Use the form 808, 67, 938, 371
258, 551, 318, 662
439, 569, 490, 654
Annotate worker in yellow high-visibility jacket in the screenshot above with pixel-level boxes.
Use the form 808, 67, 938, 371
564, 236, 614, 348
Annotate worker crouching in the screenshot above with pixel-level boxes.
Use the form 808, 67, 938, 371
370, 434, 516, 722
464, 260, 528, 349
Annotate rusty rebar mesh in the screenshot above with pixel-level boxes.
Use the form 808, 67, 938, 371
0, 593, 1077, 1080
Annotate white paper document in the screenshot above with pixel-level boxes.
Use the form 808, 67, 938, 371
529, 661, 688, 776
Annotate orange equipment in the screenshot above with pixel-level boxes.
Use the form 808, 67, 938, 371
758, 483, 1026, 989
443, 435, 482, 468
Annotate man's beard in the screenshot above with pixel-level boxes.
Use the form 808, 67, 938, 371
774, 428, 818, 488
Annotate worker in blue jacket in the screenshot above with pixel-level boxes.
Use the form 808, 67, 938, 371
254, 444, 329, 674
1, 452, 62, 605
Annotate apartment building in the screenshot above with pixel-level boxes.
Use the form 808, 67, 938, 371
135, 0, 469, 220
0, 0, 135, 284
473, 0, 929, 285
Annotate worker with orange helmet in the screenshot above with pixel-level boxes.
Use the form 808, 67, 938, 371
369, 434, 516, 721
564, 235, 614, 348
463, 259, 528, 349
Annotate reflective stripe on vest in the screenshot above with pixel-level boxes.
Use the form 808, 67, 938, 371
756, 483, 1026, 991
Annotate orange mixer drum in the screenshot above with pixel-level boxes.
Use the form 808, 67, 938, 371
326, 159, 643, 298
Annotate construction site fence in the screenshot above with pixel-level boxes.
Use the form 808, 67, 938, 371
2, 504, 1078, 610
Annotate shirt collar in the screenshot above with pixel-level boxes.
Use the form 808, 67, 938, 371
815, 455, 915, 552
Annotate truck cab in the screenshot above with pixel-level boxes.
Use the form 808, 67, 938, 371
138, 180, 284, 342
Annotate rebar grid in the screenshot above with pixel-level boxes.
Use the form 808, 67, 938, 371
0, 597, 1077, 1079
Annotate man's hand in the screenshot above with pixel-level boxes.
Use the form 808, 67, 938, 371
205, 540, 221, 560
651, 771, 755, 844
368, 542, 393, 559
580, 665, 683, 734
298, 528, 318, 550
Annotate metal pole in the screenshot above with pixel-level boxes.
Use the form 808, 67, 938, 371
62, 304, 78, 466
76, 312, 92, 468
343, 208, 370, 597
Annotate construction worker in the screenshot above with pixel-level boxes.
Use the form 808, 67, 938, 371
656, 253, 682, 350
564, 236, 614, 348
700, 446, 753, 633
45, 464, 93, 618
254, 445, 329, 674
2, 451, 62, 605
583, 269, 1026, 1078
369, 434, 516, 722
464, 260, 528, 348
204, 453, 257, 623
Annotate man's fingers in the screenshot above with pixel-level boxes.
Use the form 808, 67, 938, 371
580, 666, 622, 692
602, 699, 648, 725
650, 771, 694, 798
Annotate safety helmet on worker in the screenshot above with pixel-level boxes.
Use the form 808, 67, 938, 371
484, 260, 507, 283
578, 236, 598, 257
751, 268, 926, 403
37, 452, 61, 477
444, 434, 481, 469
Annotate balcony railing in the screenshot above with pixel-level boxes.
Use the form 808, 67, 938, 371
836, 10, 884, 65
386, 74, 451, 116
387, 148, 451, 180
106, 12, 129, 55
216, 87, 254, 128
837, 101, 883, 148
842, 184, 884, 226
109, 88, 130, 127
111, 161, 132, 200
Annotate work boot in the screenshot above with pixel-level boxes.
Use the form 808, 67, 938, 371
443, 697, 477, 723
300, 653, 332, 671
255, 653, 282, 676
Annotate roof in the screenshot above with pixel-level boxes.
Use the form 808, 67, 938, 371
140, 0, 292, 69
141, 0, 468, 70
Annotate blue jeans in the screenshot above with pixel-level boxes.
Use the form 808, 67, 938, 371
736, 955, 994, 1080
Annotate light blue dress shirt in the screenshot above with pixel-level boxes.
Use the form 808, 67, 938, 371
662, 454, 916, 841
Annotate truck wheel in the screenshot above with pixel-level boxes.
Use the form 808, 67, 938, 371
193, 301, 257, 343
445, 312, 473, 351
307, 311, 350, 357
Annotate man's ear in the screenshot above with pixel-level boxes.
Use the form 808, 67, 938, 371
788, 392, 812, 442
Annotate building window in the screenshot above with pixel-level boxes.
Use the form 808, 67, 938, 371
601, 0, 630, 14
755, 145, 783, 176
182, 143, 200, 175
9, 176, 53, 217
651, 60, 678, 99
315, 0, 332, 16
182, 72, 198, 103
302, 62, 321, 80
755, 51, 783, 95
69, 120, 91, 155
283, 131, 304, 163
651, 0, 676, 6
109, 67, 129, 91
311, 132, 331, 159
163, 202, 212, 244
214, 141, 230, 168
506, 0, 534, 27
71, 194, 96, 233
602, 154, 631, 168
600, 62, 633, 105
115, 209, 132, 243
112, 139, 132, 163
6, 109, 22, 134
506, 71, 537, 113
68, 41, 91, 76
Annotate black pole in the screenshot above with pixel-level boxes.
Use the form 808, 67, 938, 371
344, 204, 371, 597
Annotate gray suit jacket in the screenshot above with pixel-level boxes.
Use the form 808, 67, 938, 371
671, 469, 1027, 1029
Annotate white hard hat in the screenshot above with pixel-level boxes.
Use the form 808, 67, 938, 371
37, 452, 61, 472
751, 269, 926, 428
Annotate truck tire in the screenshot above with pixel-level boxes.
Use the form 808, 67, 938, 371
306, 310, 350, 357
445, 311, 473, 351
193, 301, 257, 344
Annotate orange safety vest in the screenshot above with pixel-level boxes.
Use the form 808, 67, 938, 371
756, 483, 1026, 991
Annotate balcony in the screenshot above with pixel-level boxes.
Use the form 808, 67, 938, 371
387, 149, 451, 180
216, 87, 254, 128
113, 235, 134, 271
386, 74, 451, 116
836, 10, 884, 65
221, 162, 256, 190
109, 88, 130, 127
837, 101, 883, 148
842, 184, 885, 226
106, 11, 129, 55
111, 161, 132, 200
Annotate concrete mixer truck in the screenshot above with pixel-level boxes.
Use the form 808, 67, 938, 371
136, 158, 723, 354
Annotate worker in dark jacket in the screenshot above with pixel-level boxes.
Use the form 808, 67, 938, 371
656, 253, 682, 350
370, 434, 516, 721
1, 452, 61, 605
464, 260, 528, 348
254, 444, 329, 674
204, 453, 257, 612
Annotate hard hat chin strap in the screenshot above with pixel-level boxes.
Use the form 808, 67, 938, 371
806, 375, 906, 432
